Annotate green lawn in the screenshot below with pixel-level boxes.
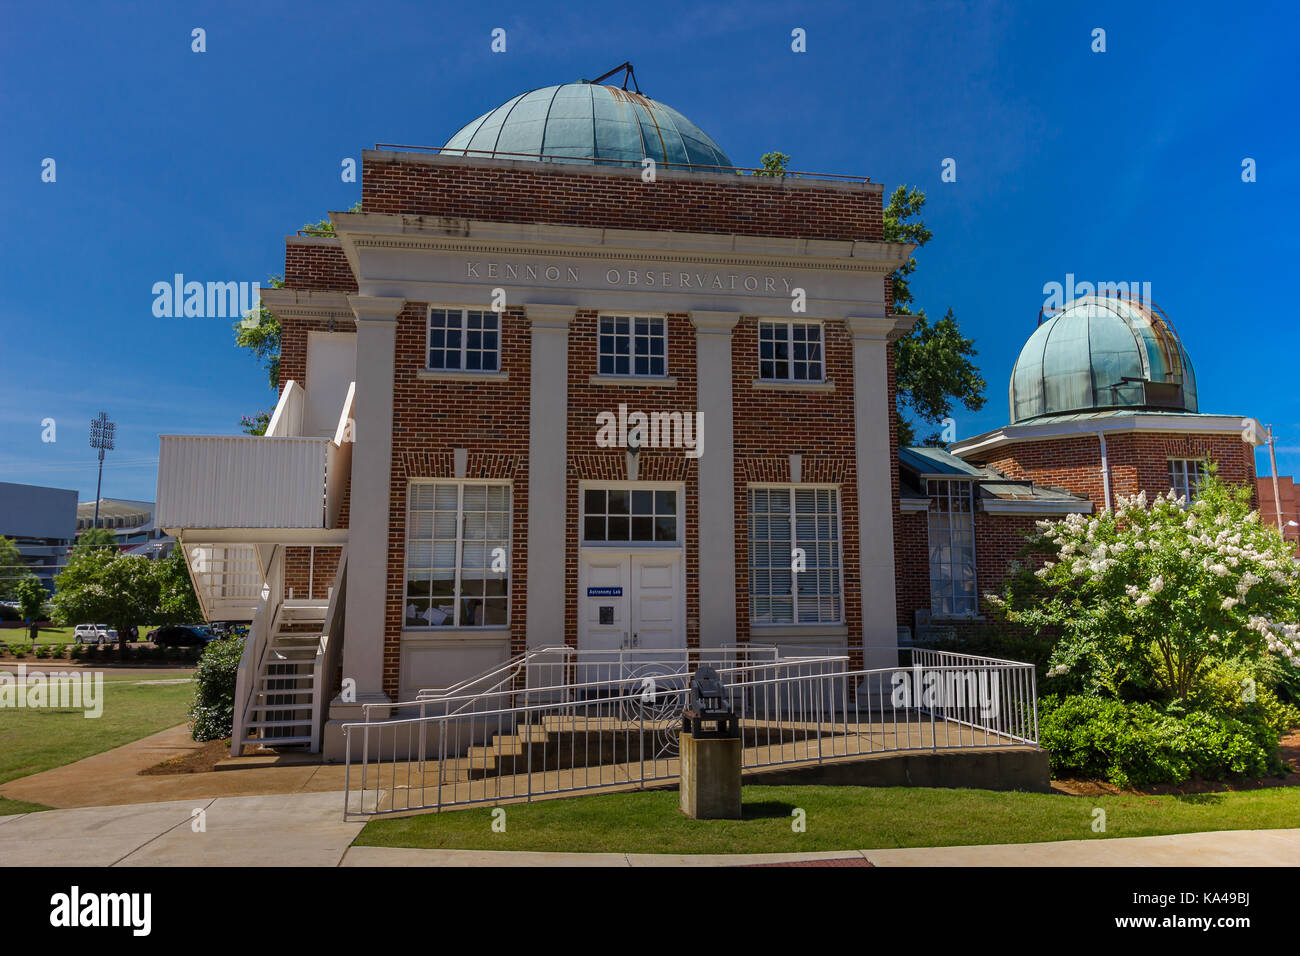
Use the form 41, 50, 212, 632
355, 784, 1300, 855
0, 670, 195, 787
0, 796, 51, 815
2, 624, 161, 647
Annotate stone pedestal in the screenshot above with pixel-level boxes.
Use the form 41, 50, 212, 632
679, 732, 742, 819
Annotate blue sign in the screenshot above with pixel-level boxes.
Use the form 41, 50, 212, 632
587, 586, 623, 597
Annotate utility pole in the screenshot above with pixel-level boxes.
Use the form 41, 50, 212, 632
1266, 425, 1283, 533
89, 412, 115, 528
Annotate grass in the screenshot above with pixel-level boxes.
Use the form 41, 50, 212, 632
0, 796, 51, 815
0, 670, 195, 787
1, 624, 160, 647
355, 784, 1300, 855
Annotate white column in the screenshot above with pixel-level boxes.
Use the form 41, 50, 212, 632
525, 305, 573, 649
329, 296, 404, 746
847, 315, 901, 669
690, 311, 740, 648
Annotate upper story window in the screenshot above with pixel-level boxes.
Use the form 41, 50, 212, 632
927, 479, 976, 617
428, 307, 500, 372
748, 486, 842, 625
1168, 459, 1204, 504
758, 321, 823, 382
599, 315, 666, 377
404, 481, 510, 629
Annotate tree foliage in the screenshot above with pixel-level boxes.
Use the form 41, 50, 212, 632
0, 536, 23, 601
752, 151, 791, 177
989, 470, 1300, 701
153, 546, 203, 625
883, 185, 986, 446
14, 574, 47, 643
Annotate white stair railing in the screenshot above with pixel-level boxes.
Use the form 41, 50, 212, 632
310, 549, 348, 753
231, 546, 283, 757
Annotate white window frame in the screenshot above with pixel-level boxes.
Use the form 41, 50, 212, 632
927, 478, 978, 618
1168, 458, 1204, 504
597, 313, 668, 378
426, 306, 501, 373
747, 484, 844, 625
757, 320, 825, 383
404, 479, 512, 630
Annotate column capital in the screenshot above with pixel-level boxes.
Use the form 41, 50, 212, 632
525, 304, 575, 331
845, 314, 899, 342
690, 310, 741, 334
348, 295, 406, 325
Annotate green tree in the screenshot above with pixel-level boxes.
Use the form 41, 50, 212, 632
14, 574, 47, 644
0, 535, 23, 600
152, 546, 203, 625
51, 549, 158, 661
989, 470, 1300, 701
752, 151, 791, 177
73, 527, 119, 551
882, 184, 986, 446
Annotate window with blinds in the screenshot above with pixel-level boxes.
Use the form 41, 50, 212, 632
748, 486, 842, 624
405, 481, 510, 628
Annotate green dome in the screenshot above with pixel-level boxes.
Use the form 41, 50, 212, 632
442, 83, 733, 170
1010, 296, 1198, 423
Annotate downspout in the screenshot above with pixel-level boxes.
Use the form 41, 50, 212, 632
1098, 432, 1113, 512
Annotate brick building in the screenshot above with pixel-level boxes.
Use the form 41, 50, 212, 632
894, 296, 1264, 636
155, 80, 1265, 758
1258, 474, 1300, 556
157, 80, 914, 757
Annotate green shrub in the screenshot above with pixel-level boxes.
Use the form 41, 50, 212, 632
69, 643, 85, 660
1038, 694, 1290, 787
188, 636, 244, 742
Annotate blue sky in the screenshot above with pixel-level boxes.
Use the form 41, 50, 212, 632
1, 0, 1296, 502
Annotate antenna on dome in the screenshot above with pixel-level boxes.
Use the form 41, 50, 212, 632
586, 61, 640, 93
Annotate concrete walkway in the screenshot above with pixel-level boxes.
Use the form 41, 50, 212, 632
0, 724, 353, 809
3, 791, 1298, 866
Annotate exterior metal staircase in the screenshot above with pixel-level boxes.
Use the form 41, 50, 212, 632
242, 600, 330, 750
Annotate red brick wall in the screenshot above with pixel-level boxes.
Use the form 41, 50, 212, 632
971, 431, 1258, 507
283, 545, 343, 602
362, 156, 883, 242
564, 311, 700, 650
381, 304, 531, 698
730, 317, 862, 663
283, 238, 358, 292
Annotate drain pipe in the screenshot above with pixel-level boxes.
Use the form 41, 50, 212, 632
1098, 432, 1113, 512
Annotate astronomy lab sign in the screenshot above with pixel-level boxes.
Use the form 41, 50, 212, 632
465, 260, 798, 294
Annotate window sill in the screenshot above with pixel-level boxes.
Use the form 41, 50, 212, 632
751, 379, 835, 392
925, 614, 985, 624
749, 623, 848, 639
417, 369, 509, 382
588, 374, 677, 387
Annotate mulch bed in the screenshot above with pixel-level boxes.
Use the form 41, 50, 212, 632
138, 739, 231, 775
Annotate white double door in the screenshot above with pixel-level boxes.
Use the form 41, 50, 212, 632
579, 550, 683, 656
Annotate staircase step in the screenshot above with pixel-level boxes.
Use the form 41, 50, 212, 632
251, 702, 314, 712
246, 719, 314, 729
254, 688, 315, 696
241, 736, 312, 747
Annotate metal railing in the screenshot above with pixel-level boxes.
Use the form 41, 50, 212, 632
370, 143, 871, 183
342, 647, 1036, 818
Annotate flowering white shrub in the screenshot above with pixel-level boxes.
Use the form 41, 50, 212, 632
988, 472, 1300, 700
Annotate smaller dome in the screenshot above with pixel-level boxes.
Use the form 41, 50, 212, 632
1010, 296, 1198, 422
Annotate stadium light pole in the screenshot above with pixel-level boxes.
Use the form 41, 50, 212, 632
89, 411, 116, 529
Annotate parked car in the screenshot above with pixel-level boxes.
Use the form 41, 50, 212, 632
73, 624, 119, 645
147, 624, 215, 648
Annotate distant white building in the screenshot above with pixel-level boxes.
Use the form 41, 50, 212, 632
76, 498, 174, 558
